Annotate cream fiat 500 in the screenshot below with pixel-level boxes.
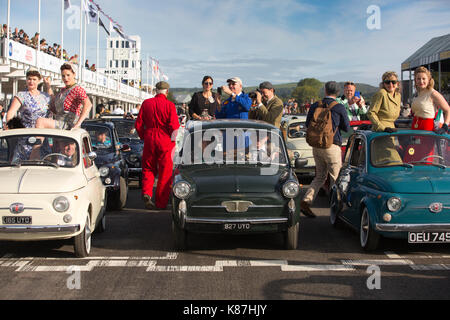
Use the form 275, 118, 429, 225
0, 128, 106, 257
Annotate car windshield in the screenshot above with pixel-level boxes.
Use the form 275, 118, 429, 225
0, 134, 79, 168
84, 125, 115, 153
287, 122, 306, 138
371, 134, 450, 168
177, 128, 288, 166
111, 120, 139, 139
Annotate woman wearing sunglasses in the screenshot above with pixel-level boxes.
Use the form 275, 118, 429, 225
411, 66, 449, 134
368, 71, 401, 133
188, 76, 220, 121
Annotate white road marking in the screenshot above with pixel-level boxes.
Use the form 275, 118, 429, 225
342, 259, 414, 266
410, 264, 450, 271
281, 265, 355, 272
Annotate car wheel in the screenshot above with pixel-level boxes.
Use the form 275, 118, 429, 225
74, 215, 92, 258
96, 212, 106, 233
111, 177, 128, 210
360, 207, 380, 251
172, 221, 188, 251
284, 222, 299, 250
329, 188, 342, 228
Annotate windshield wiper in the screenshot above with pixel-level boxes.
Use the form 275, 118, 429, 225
408, 161, 447, 169
12, 160, 59, 169
376, 160, 414, 168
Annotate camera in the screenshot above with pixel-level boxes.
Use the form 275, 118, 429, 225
217, 87, 223, 96
248, 88, 261, 100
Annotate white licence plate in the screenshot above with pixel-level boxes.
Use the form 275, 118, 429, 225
408, 232, 450, 243
223, 223, 251, 231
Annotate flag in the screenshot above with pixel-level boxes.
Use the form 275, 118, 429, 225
99, 18, 110, 36
86, 1, 98, 24
64, 0, 71, 10
113, 25, 125, 39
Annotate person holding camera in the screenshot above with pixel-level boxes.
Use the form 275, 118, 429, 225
215, 77, 251, 119
336, 81, 368, 121
189, 76, 220, 121
248, 81, 283, 128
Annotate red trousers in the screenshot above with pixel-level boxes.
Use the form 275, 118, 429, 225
141, 130, 175, 209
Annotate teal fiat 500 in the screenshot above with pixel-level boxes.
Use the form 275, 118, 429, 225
330, 130, 450, 251
171, 120, 306, 251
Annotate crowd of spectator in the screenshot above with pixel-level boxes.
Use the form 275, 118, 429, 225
283, 99, 311, 115
1, 24, 79, 64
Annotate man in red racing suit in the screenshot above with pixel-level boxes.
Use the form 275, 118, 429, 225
135, 81, 180, 209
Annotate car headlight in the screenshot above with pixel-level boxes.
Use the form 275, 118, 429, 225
53, 196, 70, 213
283, 181, 300, 199
173, 181, 191, 199
99, 166, 110, 177
387, 197, 402, 212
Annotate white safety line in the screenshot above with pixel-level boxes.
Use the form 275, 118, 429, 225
342, 259, 414, 266
410, 264, 450, 271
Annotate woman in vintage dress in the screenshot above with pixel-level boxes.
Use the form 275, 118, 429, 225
36, 63, 92, 130
411, 66, 450, 133
6, 68, 51, 160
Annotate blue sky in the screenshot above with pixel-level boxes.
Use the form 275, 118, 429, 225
2, 0, 450, 88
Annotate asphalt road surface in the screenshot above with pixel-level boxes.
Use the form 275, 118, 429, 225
1, 182, 449, 302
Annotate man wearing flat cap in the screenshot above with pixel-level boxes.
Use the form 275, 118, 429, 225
215, 77, 252, 119
135, 81, 180, 210
249, 81, 284, 128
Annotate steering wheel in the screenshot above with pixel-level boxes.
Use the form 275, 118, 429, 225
42, 153, 72, 162
419, 155, 444, 162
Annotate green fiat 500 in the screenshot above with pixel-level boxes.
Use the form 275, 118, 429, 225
171, 120, 306, 250
330, 129, 450, 251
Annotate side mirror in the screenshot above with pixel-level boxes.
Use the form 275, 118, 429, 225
88, 151, 97, 161
295, 158, 308, 169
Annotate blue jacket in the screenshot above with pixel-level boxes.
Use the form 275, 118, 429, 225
215, 93, 252, 119
306, 97, 350, 146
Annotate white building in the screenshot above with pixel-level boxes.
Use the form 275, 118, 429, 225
102, 35, 142, 87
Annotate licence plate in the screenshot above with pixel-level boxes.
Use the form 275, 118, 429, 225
223, 223, 251, 231
2, 216, 32, 225
408, 232, 450, 243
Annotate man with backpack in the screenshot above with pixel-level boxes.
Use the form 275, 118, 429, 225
300, 81, 350, 218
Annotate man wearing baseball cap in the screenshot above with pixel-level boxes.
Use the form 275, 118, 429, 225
215, 77, 252, 119
135, 81, 180, 210
249, 81, 284, 128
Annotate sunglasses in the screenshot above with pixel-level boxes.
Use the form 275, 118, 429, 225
384, 80, 398, 85
203, 82, 213, 85
344, 82, 355, 86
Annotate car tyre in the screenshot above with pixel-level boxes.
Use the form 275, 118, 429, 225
330, 188, 342, 228
110, 177, 128, 210
284, 222, 299, 250
172, 221, 188, 251
96, 212, 106, 233
74, 215, 92, 258
360, 207, 380, 251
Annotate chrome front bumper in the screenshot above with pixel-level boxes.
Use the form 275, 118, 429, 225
0, 224, 80, 233
185, 217, 289, 224
376, 223, 450, 232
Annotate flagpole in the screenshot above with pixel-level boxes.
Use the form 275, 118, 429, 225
6, 0, 10, 63
83, 5, 87, 71
96, 7, 100, 74
37, 0, 41, 70
79, 0, 83, 82
61, 0, 64, 62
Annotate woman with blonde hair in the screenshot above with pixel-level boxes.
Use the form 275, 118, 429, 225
411, 66, 449, 134
368, 71, 401, 133
368, 71, 403, 165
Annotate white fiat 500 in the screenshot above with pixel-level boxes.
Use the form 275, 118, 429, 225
0, 128, 106, 257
